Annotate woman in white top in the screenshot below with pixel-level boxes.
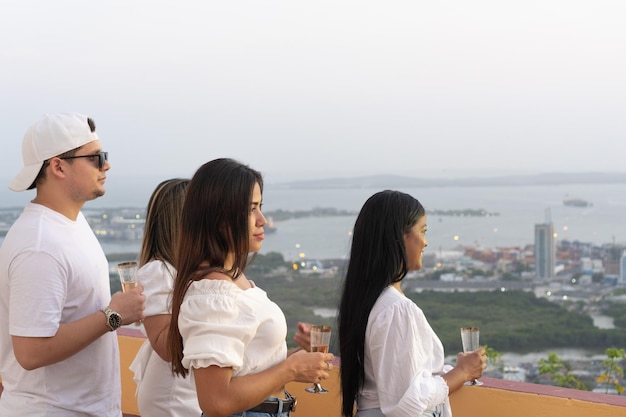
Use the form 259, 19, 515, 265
168, 158, 334, 417
129, 178, 202, 417
338, 190, 487, 417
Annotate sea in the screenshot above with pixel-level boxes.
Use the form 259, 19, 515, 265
2, 180, 626, 261
259, 182, 626, 260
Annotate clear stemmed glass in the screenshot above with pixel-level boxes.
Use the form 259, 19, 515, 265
305, 325, 332, 394
117, 261, 138, 292
460, 327, 483, 386
118, 261, 141, 326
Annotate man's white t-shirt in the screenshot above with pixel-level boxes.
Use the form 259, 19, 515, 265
0, 202, 121, 417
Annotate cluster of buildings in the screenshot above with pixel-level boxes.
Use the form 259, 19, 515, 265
82, 208, 146, 242
402, 218, 626, 309
534, 221, 626, 285
415, 221, 626, 287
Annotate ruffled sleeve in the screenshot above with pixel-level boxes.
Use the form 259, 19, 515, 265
366, 291, 449, 417
135, 260, 176, 317
179, 280, 258, 372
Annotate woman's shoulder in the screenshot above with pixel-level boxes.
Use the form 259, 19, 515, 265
139, 259, 173, 274
378, 286, 414, 305
187, 276, 242, 294
372, 286, 423, 319
186, 276, 259, 304
368, 293, 427, 336
180, 278, 256, 323
136, 259, 175, 285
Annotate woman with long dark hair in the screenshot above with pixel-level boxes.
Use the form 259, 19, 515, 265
168, 158, 333, 417
338, 190, 486, 417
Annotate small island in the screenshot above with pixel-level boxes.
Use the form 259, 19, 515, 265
263, 207, 498, 222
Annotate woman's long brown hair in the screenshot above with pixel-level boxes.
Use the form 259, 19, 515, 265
167, 158, 263, 377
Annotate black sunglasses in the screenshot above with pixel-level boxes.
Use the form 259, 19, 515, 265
60, 151, 109, 169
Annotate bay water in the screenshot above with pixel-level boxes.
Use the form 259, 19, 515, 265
261, 182, 626, 260
3, 182, 626, 261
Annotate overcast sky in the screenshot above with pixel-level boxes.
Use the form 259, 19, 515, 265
1, 0, 625, 185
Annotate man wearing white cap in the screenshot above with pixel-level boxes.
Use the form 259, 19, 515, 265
0, 113, 146, 416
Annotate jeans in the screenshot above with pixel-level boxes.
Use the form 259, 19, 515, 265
201, 394, 293, 417
356, 403, 443, 417
424, 403, 443, 417
202, 411, 290, 417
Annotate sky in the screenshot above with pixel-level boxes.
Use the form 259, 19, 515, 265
1, 0, 625, 186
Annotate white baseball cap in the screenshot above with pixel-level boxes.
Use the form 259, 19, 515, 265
9, 113, 99, 192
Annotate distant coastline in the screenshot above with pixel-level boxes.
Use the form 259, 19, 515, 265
270, 172, 626, 190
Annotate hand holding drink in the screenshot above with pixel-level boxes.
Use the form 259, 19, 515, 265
460, 327, 483, 386
116, 261, 142, 326
108, 282, 146, 326
306, 325, 332, 394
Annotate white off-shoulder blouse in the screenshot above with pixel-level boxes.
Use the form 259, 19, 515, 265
358, 286, 452, 417
178, 279, 288, 376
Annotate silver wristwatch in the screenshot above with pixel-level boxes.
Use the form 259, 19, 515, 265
100, 307, 122, 331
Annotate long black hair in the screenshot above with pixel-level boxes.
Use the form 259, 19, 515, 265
337, 190, 425, 417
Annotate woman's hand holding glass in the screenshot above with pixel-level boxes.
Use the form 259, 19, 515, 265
457, 327, 487, 385
305, 325, 332, 393
286, 348, 334, 385
290, 322, 334, 392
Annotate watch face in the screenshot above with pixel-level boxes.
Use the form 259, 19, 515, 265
109, 313, 122, 329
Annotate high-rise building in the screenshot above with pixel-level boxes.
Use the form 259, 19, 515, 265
535, 223, 555, 280
604, 244, 623, 276
617, 250, 626, 285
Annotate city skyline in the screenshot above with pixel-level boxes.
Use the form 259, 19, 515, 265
2, 178, 626, 253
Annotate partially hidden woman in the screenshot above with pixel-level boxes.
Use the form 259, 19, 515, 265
338, 190, 486, 417
129, 178, 202, 416
168, 158, 334, 417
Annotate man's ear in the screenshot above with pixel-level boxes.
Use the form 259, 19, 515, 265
48, 157, 66, 179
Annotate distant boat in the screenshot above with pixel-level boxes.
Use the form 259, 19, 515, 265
563, 195, 592, 207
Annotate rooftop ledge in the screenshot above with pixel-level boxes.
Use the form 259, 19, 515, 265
3, 327, 626, 417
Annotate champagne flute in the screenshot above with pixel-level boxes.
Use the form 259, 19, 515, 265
305, 325, 332, 394
117, 261, 138, 292
460, 327, 483, 386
